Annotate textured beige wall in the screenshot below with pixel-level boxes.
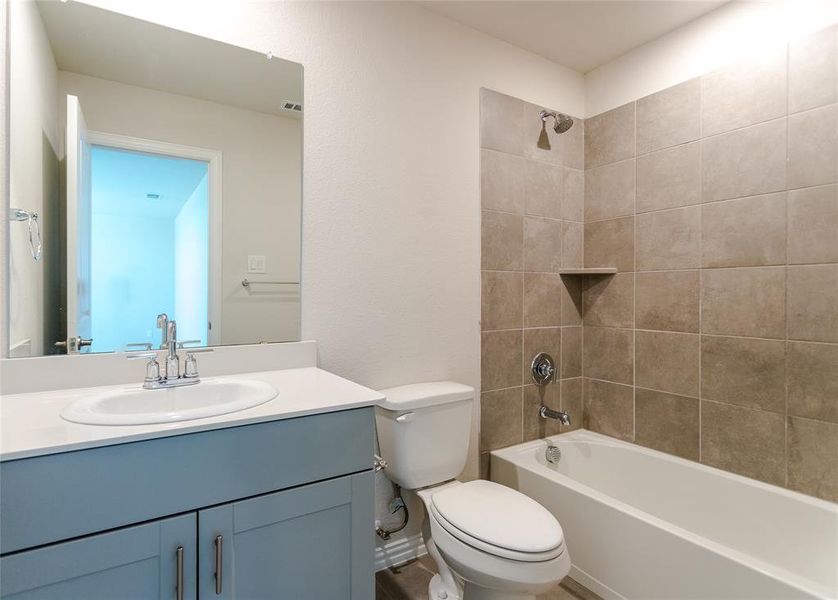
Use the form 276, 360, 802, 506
581, 25, 838, 503
7, 0, 59, 356
0, 1, 6, 357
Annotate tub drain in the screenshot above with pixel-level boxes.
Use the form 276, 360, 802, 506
546, 444, 562, 464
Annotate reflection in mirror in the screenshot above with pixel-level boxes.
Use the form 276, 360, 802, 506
8, 0, 303, 357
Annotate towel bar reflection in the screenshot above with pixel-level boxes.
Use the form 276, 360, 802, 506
9, 208, 41, 261
241, 278, 299, 288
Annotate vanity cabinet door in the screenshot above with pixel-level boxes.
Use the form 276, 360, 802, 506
198, 471, 374, 600
0, 513, 196, 600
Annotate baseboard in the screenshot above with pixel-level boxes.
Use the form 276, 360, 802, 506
375, 532, 427, 572
569, 565, 624, 600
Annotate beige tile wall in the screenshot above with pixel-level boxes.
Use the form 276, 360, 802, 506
581, 24, 838, 503
479, 88, 585, 474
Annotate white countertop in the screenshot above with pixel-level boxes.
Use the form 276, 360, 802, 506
0, 367, 384, 461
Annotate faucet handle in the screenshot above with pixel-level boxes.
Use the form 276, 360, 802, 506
184, 348, 213, 379
127, 352, 161, 384
177, 340, 202, 349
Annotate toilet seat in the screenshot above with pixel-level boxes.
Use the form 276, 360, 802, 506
429, 480, 564, 562
430, 504, 564, 562
426, 496, 571, 598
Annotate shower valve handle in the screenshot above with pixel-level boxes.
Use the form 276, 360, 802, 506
530, 352, 556, 385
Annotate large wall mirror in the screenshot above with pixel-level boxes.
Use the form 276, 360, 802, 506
7, 1, 303, 357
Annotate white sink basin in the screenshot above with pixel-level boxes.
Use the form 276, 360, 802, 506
60, 378, 278, 425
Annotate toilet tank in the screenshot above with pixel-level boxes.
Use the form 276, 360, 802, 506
376, 382, 474, 490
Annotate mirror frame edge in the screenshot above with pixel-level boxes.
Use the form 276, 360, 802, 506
2, 0, 11, 360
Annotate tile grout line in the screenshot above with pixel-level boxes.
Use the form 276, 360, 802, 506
534, 325, 838, 348
578, 377, 830, 427
479, 134, 485, 459
579, 114, 586, 431
784, 45, 791, 490
632, 100, 637, 443
586, 100, 836, 167
518, 148, 526, 445
483, 206, 581, 224
698, 75, 704, 464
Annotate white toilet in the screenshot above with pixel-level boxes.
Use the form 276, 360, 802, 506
376, 382, 570, 600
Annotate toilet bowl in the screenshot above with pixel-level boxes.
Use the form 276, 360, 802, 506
376, 382, 570, 600
417, 480, 570, 600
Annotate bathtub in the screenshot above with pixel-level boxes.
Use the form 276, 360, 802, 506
491, 430, 838, 600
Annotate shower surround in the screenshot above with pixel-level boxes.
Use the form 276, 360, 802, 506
580, 24, 837, 503
479, 24, 838, 503
479, 88, 585, 475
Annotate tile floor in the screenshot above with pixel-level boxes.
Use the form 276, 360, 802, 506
375, 555, 602, 600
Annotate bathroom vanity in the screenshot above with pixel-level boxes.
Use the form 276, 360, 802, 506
0, 367, 381, 599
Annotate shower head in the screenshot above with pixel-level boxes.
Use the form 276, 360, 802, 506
540, 110, 574, 134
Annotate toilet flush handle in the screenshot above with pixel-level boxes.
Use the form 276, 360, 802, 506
395, 412, 414, 423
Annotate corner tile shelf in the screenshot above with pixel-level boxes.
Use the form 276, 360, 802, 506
558, 268, 617, 275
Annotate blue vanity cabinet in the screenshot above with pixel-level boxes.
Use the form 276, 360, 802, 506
198, 471, 374, 599
0, 408, 376, 599
0, 474, 373, 600
0, 513, 197, 600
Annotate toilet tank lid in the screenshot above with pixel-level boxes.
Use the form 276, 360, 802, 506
378, 381, 474, 410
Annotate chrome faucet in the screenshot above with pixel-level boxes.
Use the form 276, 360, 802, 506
128, 319, 212, 390
165, 320, 179, 381
539, 405, 571, 426
156, 313, 169, 350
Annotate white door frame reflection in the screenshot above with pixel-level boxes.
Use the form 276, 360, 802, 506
83, 130, 223, 352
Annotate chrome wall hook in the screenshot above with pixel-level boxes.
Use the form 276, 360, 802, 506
9, 208, 41, 261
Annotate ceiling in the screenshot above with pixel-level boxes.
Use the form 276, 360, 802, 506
91, 146, 208, 219
38, 0, 303, 118
421, 0, 729, 73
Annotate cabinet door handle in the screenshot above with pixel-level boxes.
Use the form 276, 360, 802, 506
175, 545, 184, 600
214, 535, 223, 594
